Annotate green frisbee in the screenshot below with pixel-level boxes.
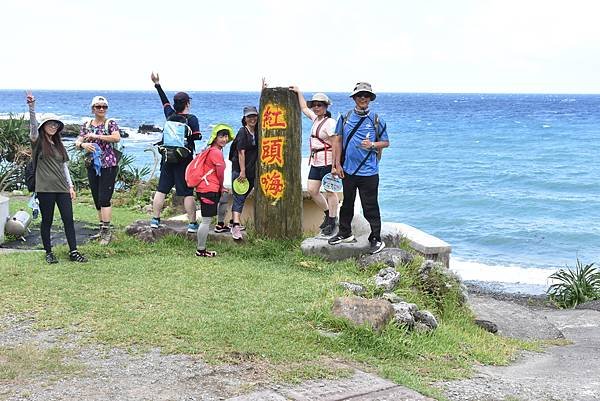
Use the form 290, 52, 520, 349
233, 178, 250, 195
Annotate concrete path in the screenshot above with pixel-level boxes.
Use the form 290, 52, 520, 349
438, 296, 600, 401
228, 370, 435, 401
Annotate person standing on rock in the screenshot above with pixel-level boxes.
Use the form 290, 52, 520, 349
75, 95, 121, 245
328, 82, 389, 255
149, 72, 202, 233
26, 91, 87, 264
290, 86, 338, 236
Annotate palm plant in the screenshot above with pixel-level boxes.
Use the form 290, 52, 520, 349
547, 259, 600, 308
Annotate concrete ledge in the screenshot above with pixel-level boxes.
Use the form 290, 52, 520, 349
382, 222, 451, 268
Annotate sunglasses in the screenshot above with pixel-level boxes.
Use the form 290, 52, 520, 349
311, 102, 326, 108
355, 92, 372, 99
94, 105, 108, 110
45, 121, 60, 128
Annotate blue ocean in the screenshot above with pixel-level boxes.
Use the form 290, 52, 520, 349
2, 90, 599, 293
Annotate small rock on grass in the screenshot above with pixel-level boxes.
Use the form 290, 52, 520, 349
375, 267, 401, 291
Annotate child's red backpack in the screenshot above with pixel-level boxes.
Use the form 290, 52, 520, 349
185, 148, 215, 189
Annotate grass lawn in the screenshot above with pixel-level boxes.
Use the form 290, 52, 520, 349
0, 192, 533, 399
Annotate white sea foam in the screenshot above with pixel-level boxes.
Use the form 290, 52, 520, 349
450, 258, 557, 287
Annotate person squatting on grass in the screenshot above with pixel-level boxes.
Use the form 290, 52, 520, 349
290, 86, 338, 236
26, 91, 87, 264
329, 82, 389, 255
186, 125, 235, 257
150, 72, 202, 233
75, 96, 121, 245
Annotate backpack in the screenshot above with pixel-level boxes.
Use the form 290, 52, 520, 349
160, 114, 192, 163
84, 119, 124, 162
185, 147, 216, 189
25, 140, 42, 193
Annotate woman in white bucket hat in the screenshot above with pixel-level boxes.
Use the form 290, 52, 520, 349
290, 86, 338, 236
26, 90, 87, 264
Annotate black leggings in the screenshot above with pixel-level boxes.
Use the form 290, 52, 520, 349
88, 166, 118, 210
37, 192, 77, 253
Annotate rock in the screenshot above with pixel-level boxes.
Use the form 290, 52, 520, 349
414, 322, 434, 333
391, 302, 416, 328
381, 292, 403, 303
575, 300, 600, 311
138, 124, 162, 134
474, 319, 498, 333
125, 219, 189, 243
357, 248, 414, 271
374, 267, 401, 291
417, 259, 468, 306
339, 282, 366, 295
300, 236, 370, 262
332, 297, 395, 332
414, 310, 438, 329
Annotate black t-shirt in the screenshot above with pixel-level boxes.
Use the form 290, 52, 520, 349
232, 127, 258, 178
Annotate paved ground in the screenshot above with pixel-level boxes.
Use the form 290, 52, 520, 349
437, 296, 600, 401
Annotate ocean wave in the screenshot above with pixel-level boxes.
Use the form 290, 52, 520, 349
450, 258, 556, 286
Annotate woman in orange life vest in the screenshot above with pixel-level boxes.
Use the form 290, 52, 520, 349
186, 124, 234, 257
290, 86, 338, 236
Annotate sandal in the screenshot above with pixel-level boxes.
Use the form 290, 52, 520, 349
45, 252, 58, 264
196, 249, 217, 257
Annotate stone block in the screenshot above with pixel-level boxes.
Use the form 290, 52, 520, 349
332, 297, 395, 331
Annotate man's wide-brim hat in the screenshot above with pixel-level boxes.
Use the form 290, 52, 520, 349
208, 123, 235, 145
349, 82, 376, 101
307, 92, 332, 108
38, 116, 65, 134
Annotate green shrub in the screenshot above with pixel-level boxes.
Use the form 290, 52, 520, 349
547, 259, 600, 308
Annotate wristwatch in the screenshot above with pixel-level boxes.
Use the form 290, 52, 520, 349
370, 143, 376, 151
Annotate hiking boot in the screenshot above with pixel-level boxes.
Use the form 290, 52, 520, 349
45, 252, 58, 264
150, 217, 161, 229
187, 222, 199, 233
328, 233, 355, 245
214, 223, 230, 233
369, 239, 385, 255
319, 212, 329, 229
320, 217, 337, 237
231, 224, 243, 240
99, 227, 112, 246
69, 250, 88, 263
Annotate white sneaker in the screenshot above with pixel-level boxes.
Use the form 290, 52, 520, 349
231, 225, 243, 240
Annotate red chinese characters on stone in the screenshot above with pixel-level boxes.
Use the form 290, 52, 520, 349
261, 136, 285, 167
262, 104, 287, 130
260, 170, 285, 200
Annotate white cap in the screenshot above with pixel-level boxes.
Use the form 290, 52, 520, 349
90, 96, 109, 107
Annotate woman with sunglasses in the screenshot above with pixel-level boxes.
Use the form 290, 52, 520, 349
290, 86, 338, 236
75, 96, 121, 245
26, 91, 87, 264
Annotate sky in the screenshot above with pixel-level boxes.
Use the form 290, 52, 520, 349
2, 0, 599, 93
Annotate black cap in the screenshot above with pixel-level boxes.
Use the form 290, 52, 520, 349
173, 92, 191, 102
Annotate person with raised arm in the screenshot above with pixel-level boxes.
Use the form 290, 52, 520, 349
290, 86, 338, 236
149, 72, 202, 233
26, 91, 87, 264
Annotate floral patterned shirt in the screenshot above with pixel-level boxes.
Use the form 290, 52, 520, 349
78, 119, 120, 168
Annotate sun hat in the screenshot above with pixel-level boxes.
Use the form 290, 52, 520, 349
306, 93, 332, 108
243, 106, 258, 117
38, 116, 64, 134
349, 82, 376, 101
207, 123, 235, 145
174, 92, 191, 102
90, 96, 108, 107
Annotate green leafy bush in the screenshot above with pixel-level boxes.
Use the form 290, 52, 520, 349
547, 259, 600, 308
0, 116, 30, 191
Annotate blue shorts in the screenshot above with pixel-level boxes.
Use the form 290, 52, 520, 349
157, 160, 193, 196
308, 165, 332, 181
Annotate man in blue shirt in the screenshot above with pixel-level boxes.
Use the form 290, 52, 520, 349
328, 82, 389, 254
